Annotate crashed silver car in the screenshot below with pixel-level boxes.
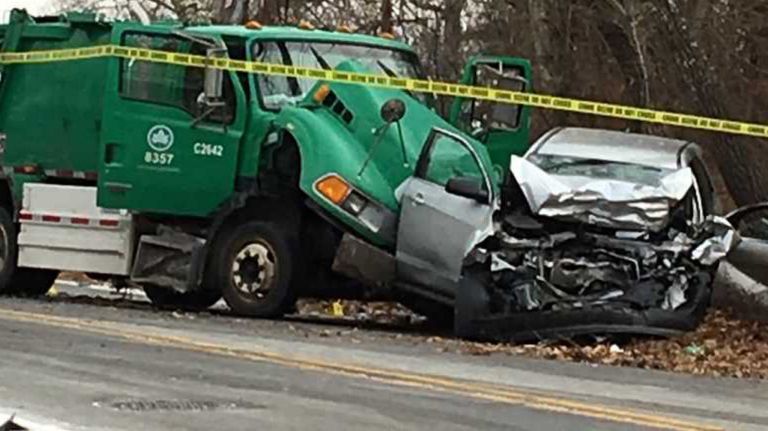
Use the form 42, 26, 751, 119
455, 127, 737, 341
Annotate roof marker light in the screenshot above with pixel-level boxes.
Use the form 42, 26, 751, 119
336, 24, 353, 33
313, 85, 331, 104
245, 20, 263, 30
298, 20, 315, 30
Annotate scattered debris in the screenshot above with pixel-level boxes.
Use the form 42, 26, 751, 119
296, 299, 424, 326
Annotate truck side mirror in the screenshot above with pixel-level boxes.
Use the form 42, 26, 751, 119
204, 47, 227, 107
380, 99, 406, 124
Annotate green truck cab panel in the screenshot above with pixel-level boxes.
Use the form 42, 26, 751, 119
97, 23, 248, 216
449, 56, 533, 177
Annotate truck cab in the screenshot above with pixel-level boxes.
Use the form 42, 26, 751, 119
0, 10, 532, 322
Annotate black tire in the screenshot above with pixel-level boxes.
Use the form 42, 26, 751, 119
0, 207, 19, 294
12, 268, 59, 297
213, 221, 298, 318
0, 207, 58, 297
143, 285, 221, 311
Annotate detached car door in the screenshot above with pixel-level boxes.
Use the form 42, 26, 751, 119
727, 203, 768, 285
449, 56, 533, 177
396, 129, 495, 300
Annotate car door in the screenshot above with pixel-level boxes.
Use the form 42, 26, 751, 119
727, 203, 768, 286
396, 129, 495, 299
98, 24, 246, 217
449, 56, 533, 178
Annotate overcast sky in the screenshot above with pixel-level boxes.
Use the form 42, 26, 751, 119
2, 0, 54, 21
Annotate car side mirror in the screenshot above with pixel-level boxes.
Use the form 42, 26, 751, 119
446, 177, 489, 203
204, 47, 227, 107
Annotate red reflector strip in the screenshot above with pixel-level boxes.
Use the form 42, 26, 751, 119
19, 212, 32, 221
42, 215, 61, 223
13, 166, 38, 174
99, 219, 119, 227
71, 217, 90, 225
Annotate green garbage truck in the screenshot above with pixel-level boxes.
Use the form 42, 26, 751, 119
0, 10, 532, 325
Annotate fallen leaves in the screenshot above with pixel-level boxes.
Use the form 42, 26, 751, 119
296, 300, 768, 380
451, 310, 768, 380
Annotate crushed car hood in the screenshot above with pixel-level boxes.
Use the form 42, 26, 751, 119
510, 156, 694, 232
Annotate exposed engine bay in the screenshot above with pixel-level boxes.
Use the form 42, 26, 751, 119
454, 156, 735, 342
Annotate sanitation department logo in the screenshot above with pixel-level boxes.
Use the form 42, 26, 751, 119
147, 125, 174, 152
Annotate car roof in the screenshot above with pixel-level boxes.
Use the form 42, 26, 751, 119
528, 127, 697, 170
187, 25, 414, 53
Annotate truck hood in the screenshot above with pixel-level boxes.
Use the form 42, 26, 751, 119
295, 65, 495, 212
510, 155, 694, 232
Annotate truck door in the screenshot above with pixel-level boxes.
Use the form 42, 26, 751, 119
98, 25, 246, 216
449, 57, 532, 178
396, 128, 495, 301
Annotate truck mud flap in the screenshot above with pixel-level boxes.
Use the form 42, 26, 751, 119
455, 272, 712, 343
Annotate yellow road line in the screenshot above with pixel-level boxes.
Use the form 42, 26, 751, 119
0, 307, 721, 431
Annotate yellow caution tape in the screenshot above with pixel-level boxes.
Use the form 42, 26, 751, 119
1, 45, 767, 139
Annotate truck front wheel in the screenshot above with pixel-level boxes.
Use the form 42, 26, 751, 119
213, 221, 298, 318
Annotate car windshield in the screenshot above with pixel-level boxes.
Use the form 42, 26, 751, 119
253, 41, 425, 110
527, 154, 674, 187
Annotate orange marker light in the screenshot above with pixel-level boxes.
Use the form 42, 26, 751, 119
313, 85, 331, 103
245, 20, 263, 30
316, 175, 351, 204
336, 24, 353, 33
298, 20, 315, 30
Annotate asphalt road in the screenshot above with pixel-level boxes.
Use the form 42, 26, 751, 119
0, 283, 767, 431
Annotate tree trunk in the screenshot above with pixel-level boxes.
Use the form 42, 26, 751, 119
655, 0, 768, 206
442, 0, 466, 80
380, 0, 393, 34
213, 0, 249, 24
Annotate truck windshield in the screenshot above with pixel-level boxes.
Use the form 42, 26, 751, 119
253, 41, 424, 110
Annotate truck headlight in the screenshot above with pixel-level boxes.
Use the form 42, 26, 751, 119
342, 191, 368, 215
316, 175, 368, 216
315, 174, 391, 235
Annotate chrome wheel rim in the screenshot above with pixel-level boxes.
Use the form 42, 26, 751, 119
231, 242, 276, 299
